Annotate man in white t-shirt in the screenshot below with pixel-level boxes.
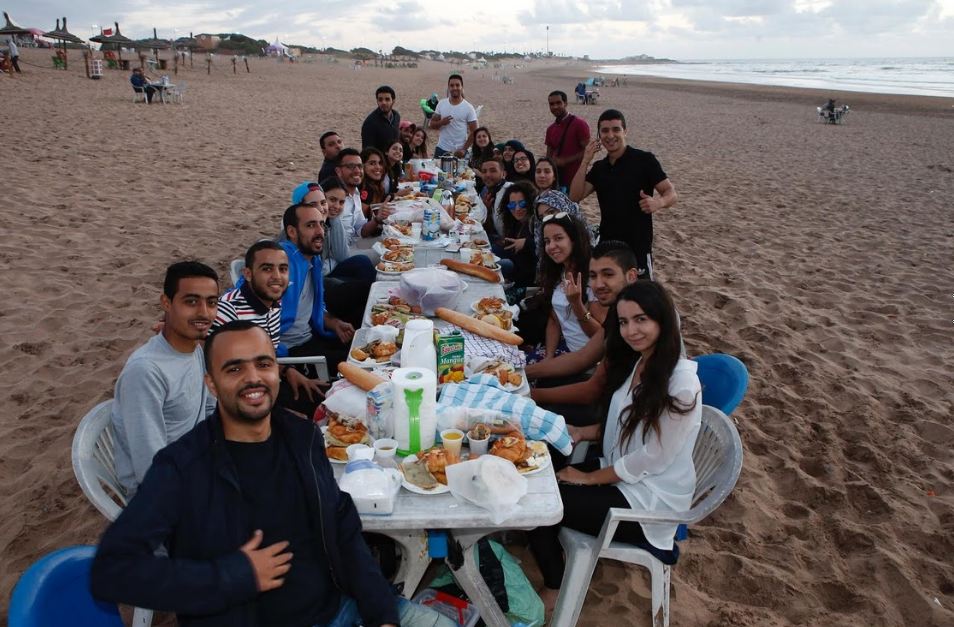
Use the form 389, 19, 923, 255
428, 73, 478, 158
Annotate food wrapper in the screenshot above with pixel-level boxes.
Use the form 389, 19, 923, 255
446, 456, 528, 524
322, 380, 369, 421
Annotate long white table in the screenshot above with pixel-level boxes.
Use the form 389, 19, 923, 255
361, 280, 507, 330
334, 461, 563, 624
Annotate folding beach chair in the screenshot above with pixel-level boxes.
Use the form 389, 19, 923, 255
551, 405, 744, 627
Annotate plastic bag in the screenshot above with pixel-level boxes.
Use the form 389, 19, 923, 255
399, 267, 465, 316
446, 456, 527, 524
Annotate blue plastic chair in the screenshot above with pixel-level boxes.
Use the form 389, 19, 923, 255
9, 545, 123, 627
693, 353, 749, 416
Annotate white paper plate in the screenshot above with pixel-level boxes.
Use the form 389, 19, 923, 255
347, 330, 400, 369
400, 457, 451, 494
321, 426, 349, 464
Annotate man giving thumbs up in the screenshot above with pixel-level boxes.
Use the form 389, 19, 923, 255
569, 108, 677, 279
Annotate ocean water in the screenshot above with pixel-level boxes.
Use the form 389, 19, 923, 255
596, 58, 954, 98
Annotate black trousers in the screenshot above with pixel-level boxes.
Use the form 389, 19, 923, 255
527, 459, 676, 590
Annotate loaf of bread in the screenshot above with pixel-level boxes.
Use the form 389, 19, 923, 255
439, 258, 501, 283
435, 307, 523, 345
337, 362, 388, 391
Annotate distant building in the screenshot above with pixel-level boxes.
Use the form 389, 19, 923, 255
196, 34, 220, 50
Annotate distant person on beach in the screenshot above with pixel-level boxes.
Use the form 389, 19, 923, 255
545, 90, 591, 186
5, 38, 20, 73
92, 321, 451, 627
361, 85, 401, 153
570, 108, 677, 279
129, 67, 156, 103
111, 261, 219, 496
429, 74, 478, 158
318, 131, 343, 182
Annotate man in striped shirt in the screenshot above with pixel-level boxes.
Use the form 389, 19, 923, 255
214, 241, 324, 403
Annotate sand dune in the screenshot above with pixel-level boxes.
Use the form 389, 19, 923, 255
1, 48, 952, 625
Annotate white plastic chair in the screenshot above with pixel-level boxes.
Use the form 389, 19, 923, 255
71, 400, 155, 627
550, 405, 743, 627
167, 81, 186, 104
132, 88, 147, 104
229, 258, 245, 286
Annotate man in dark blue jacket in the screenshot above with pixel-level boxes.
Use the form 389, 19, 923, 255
91, 321, 451, 627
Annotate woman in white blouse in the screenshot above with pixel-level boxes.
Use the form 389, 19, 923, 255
528, 281, 702, 612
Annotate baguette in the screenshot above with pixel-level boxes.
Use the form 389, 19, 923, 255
435, 307, 523, 345
337, 362, 388, 391
439, 258, 501, 283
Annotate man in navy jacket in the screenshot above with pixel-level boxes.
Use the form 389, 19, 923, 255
91, 321, 449, 627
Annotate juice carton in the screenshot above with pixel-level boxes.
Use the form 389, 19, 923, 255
436, 330, 465, 384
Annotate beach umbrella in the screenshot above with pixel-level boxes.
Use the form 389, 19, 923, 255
43, 17, 85, 70
0, 12, 31, 38
90, 22, 139, 66
140, 27, 170, 61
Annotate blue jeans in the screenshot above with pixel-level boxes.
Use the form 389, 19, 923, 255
317, 594, 456, 627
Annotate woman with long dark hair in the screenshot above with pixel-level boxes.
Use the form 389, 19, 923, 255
384, 140, 404, 196
497, 181, 537, 288
509, 148, 536, 183
408, 128, 429, 159
534, 156, 561, 193
359, 147, 388, 220
527, 213, 604, 362
528, 281, 702, 612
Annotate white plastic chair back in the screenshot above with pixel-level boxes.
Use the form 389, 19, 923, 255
71, 400, 155, 626
229, 258, 245, 287
71, 400, 127, 522
474, 104, 484, 120
552, 405, 743, 627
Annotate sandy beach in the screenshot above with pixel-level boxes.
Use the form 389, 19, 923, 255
1, 48, 953, 625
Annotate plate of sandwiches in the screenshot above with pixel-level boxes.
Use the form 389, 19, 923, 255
348, 332, 400, 368
465, 358, 528, 394
460, 238, 490, 249
322, 413, 372, 463
489, 434, 550, 476
376, 260, 415, 275
470, 297, 517, 331
400, 447, 451, 494
365, 296, 426, 328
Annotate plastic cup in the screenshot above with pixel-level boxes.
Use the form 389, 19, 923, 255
411, 223, 423, 239
346, 443, 374, 462
373, 438, 399, 460
441, 429, 465, 464
467, 431, 490, 457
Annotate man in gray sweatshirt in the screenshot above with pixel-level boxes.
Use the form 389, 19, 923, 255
111, 261, 220, 496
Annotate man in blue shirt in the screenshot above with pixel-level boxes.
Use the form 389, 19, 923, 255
129, 67, 156, 103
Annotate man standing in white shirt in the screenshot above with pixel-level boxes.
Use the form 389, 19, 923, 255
429, 74, 478, 158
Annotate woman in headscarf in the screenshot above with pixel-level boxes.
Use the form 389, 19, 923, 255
502, 139, 526, 180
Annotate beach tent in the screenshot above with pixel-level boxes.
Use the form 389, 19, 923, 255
265, 38, 288, 57
42, 18, 85, 71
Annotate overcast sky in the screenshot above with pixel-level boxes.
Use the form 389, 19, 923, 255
10, 0, 954, 59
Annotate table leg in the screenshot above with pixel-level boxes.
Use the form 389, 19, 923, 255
446, 532, 510, 626
389, 532, 431, 599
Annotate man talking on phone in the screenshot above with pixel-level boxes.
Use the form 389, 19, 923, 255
569, 109, 677, 279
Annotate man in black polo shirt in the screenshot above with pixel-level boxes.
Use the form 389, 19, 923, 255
569, 108, 677, 279
317, 130, 343, 182
360, 85, 401, 153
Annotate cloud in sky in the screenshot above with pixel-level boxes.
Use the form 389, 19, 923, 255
8, 0, 954, 58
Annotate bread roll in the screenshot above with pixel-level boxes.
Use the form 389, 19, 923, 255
337, 362, 388, 391
439, 258, 501, 283
435, 307, 523, 345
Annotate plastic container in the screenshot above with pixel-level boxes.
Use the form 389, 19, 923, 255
412, 589, 480, 627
